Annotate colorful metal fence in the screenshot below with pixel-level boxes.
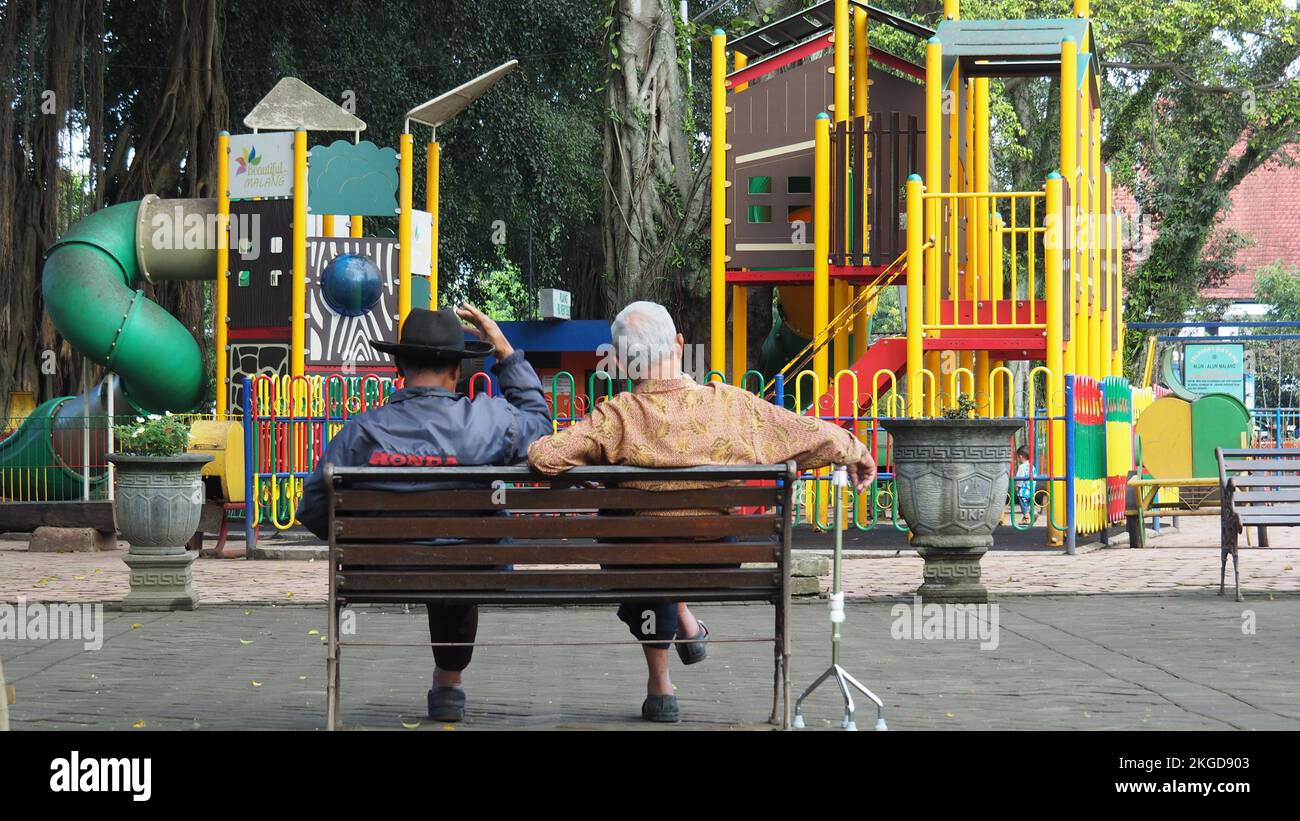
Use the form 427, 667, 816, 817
237, 364, 1147, 548
243, 374, 399, 544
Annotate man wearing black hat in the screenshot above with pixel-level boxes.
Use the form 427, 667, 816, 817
297, 305, 552, 723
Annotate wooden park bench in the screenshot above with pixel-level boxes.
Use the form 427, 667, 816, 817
1217, 447, 1300, 602
324, 462, 797, 730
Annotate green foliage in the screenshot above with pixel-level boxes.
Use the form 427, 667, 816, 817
942, 393, 979, 419
870, 286, 903, 337
1256, 263, 1300, 321
216, 0, 606, 312
114, 414, 190, 457
476, 251, 533, 320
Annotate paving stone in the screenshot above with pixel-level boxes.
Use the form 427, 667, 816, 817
28, 527, 115, 553
1, 595, 1296, 731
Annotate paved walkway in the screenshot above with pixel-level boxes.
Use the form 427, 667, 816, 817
3, 518, 1296, 604
4, 596, 1297, 730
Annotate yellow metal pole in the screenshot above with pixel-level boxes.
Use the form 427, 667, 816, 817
291, 128, 307, 377
1060, 37, 1077, 380
1075, 71, 1090, 381
833, 0, 850, 124
710, 29, 729, 380
944, 0, 960, 20
733, 51, 748, 93
934, 56, 958, 406
974, 76, 991, 414
814, 113, 832, 388
1090, 105, 1103, 379
1101, 167, 1113, 378
906, 175, 924, 416
350, 216, 363, 237
960, 78, 975, 387
427, 140, 440, 308
733, 286, 748, 384
216, 131, 230, 416
924, 37, 943, 410
852, 5, 870, 364
398, 132, 413, 327
1075, 0, 1090, 17
991, 214, 1005, 415
322, 214, 335, 236
1113, 181, 1125, 377
831, 0, 851, 378
1045, 173, 1065, 542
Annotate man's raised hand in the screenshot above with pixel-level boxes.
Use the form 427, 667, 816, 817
457, 303, 514, 360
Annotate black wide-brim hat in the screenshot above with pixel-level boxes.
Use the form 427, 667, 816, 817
370, 307, 494, 359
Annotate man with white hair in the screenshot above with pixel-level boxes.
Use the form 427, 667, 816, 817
529, 300, 876, 722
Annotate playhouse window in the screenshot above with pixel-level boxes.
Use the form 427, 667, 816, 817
787, 205, 811, 225
748, 205, 773, 223
747, 176, 772, 195
787, 176, 812, 194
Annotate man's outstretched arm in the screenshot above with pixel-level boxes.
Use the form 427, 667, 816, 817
748, 394, 876, 490
527, 404, 625, 475
459, 303, 553, 462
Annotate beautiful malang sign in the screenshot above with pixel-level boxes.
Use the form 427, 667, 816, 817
227, 132, 294, 199
1184, 342, 1246, 402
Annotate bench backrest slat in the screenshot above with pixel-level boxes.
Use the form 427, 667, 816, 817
1216, 447, 1300, 522
327, 462, 797, 602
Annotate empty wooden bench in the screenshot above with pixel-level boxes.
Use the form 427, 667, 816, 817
1217, 447, 1300, 602
324, 462, 797, 729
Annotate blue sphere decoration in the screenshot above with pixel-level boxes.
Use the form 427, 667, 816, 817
320, 253, 383, 317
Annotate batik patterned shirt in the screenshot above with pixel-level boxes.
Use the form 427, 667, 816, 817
527, 376, 868, 513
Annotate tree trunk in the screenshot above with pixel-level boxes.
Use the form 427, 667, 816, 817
602, 0, 710, 340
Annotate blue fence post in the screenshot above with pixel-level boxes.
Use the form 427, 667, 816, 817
242, 377, 255, 553
774, 373, 785, 410
1065, 375, 1077, 555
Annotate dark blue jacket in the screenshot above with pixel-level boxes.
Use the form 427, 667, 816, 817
296, 351, 552, 539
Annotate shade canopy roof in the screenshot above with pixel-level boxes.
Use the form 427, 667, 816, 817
243, 77, 367, 133
730, 0, 933, 61
405, 60, 519, 131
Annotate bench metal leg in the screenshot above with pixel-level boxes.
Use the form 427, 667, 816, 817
781, 625, 792, 731
1258, 525, 1269, 548
1231, 547, 1242, 603
1220, 522, 1242, 602
769, 607, 781, 726
327, 597, 341, 730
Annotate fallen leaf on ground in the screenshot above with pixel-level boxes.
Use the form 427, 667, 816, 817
131, 623, 143, 629
244, 610, 253, 615
401, 721, 420, 729
132, 719, 146, 729
946, 712, 954, 718
307, 629, 320, 636
239, 639, 253, 646
285, 591, 294, 599
74, 575, 86, 581
250, 681, 262, 688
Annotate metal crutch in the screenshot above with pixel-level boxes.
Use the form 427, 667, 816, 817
792, 465, 887, 731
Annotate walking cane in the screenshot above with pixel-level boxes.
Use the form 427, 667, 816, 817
792, 465, 887, 731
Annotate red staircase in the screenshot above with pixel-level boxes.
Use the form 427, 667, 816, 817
811, 336, 908, 420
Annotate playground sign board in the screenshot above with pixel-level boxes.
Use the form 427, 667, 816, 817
1184, 342, 1246, 401
227, 132, 294, 199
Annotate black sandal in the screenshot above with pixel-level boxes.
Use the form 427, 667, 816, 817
676, 621, 709, 665
641, 694, 680, 722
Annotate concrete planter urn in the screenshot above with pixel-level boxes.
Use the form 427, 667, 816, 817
107, 453, 212, 610
879, 418, 1022, 603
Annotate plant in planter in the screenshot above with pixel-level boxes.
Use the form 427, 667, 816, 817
107, 414, 212, 611
881, 393, 1022, 603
